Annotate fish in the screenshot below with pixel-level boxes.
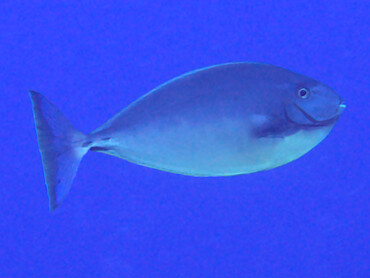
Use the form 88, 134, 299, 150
30, 62, 345, 211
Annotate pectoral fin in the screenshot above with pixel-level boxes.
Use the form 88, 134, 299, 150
250, 114, 297, 138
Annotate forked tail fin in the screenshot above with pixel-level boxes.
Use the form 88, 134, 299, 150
29, 91, 89, 211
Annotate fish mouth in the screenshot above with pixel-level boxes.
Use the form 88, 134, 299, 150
337, 102, 346, 113
293, 101, 345, 126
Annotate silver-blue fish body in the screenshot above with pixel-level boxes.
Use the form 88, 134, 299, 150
30, 62, 345, 210
88, 63, 343, 176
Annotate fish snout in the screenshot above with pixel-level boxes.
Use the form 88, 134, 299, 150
337, 100, 346, 114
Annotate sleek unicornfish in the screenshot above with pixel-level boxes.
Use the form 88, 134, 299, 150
30, 62, 345, 210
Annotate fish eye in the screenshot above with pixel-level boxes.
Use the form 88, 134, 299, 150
297, 88, 310, 99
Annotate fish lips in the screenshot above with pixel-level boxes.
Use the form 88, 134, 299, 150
285, 101, 346, 127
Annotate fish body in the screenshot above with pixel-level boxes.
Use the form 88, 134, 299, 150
30, 62, 345, 210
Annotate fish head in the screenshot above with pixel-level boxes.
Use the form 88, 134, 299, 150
284, 80, 345, 127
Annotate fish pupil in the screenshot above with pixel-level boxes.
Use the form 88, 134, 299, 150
298, 88, 309, 98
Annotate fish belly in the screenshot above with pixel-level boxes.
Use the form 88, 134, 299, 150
98, 114, 334, 176
104, 116, 282, 176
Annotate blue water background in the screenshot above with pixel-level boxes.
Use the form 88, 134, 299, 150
1, 1, 369, 277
